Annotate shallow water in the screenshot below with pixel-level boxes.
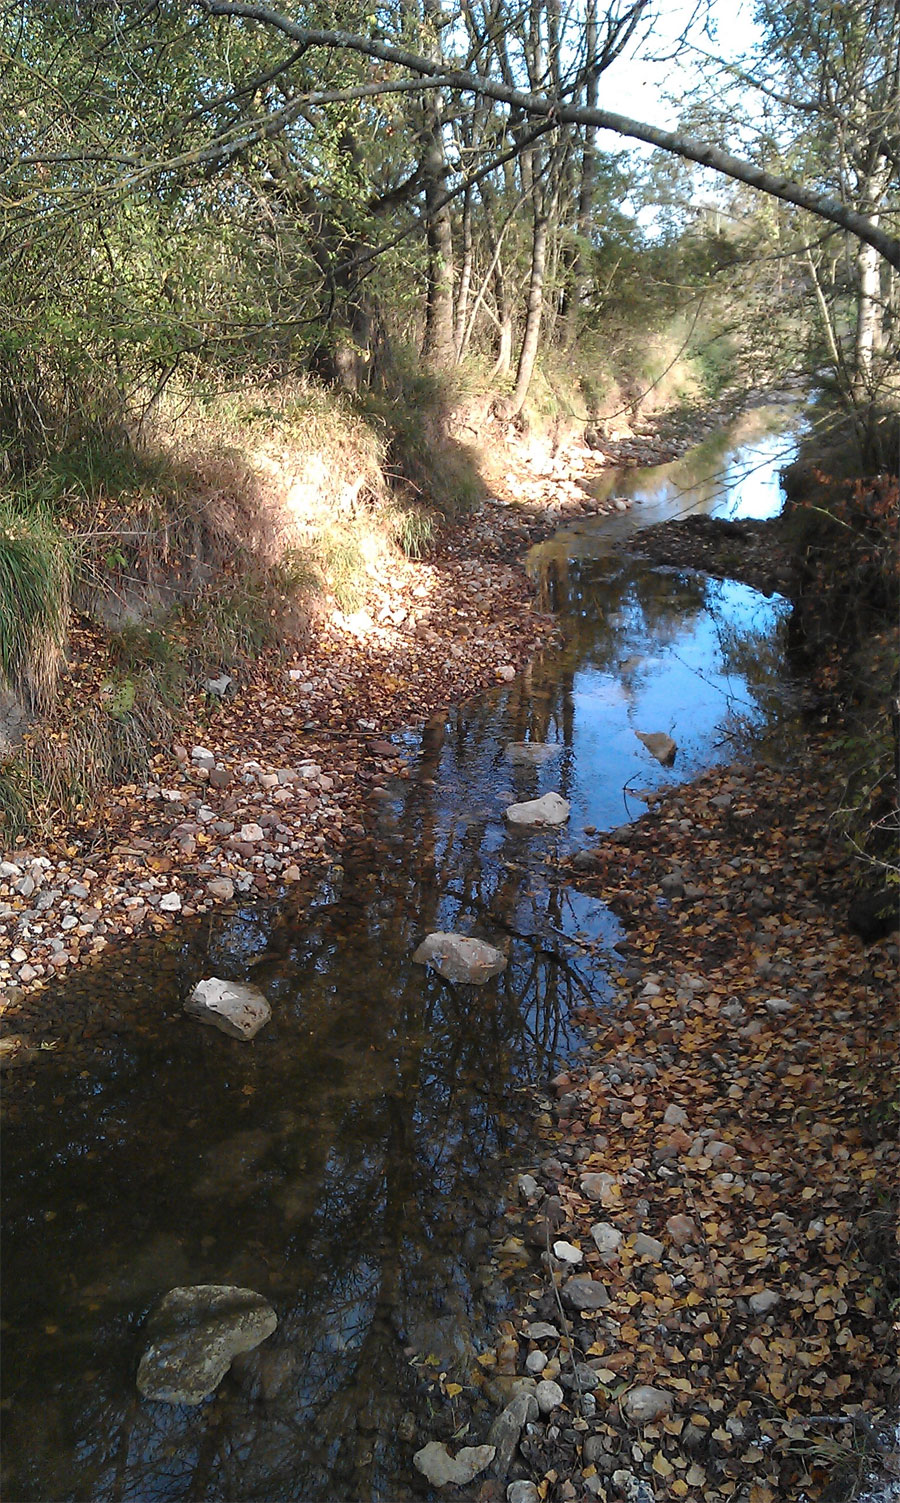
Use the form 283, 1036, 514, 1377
1, 406, 803, 1502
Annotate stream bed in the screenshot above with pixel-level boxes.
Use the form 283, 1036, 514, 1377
1, 405, 805, 1502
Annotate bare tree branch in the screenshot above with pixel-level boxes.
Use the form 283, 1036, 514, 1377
196, 0, 900, 266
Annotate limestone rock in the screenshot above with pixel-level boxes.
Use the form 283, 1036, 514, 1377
590, 1222, 623, 1261
580, 1172, 618, 1205
184, 978, 271, 1040
505, 792, 570, 827
535, 1378, 564, 1414
413, 1441, 496, 1488
552, 1239, 583, 1265
488, 1392, 538, 1476
632, 1233, 664, 1262
621, 1385, 673, 1424
137, 1285, 277, 1405
561, 1275, 610, 1311
412, 932, 507, 984
635, 731, 677, 766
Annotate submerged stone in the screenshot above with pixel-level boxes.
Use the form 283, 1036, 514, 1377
504, 792, 570, 827
137, 1284, 277, 1405
184, 978, 271, 1040
412, 932, 507, 984
635, 731, 677, 766
505, 741, 564, 765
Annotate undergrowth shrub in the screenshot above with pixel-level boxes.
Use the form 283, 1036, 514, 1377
0, 502, 73, 709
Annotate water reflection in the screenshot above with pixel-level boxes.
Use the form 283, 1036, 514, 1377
1, 409, 802, 1503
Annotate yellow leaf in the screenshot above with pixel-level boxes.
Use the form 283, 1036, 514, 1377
687, 1463, 707, 1486
652, 1452, 674, 1477
444, 1382, 462, 1397
671, 1481, 688, 1497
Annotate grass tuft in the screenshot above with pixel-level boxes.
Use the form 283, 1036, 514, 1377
0, 501, 73, 709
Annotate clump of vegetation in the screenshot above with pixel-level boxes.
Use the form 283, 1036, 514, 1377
0, 503, 73, 709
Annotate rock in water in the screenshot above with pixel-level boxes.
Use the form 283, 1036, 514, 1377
505, 742, 564, 766
413, 1441, 496, 1488
184, 978, 271, 1040
635, 731, 677, 766
137, 1285, 277, 1405
412, 933, 507, 984
504, 792, 570, 827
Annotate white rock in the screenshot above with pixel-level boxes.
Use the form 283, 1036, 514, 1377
635, 730, 677, 766
504, 792, 570, 827
159, 892, 182, 912
517, 1173, 540, 1202
206, 878, 235, 901
749, 1289, 781, 1316
413, 1441, 496, 1488
412, 932, 507, 984
535, 1379, 564, 1414
552, 1239, 583, 1265
184, 978, 271, 1040
205, 675, 233, 697
526, 1350, 547, 1374
191, 746, 215, 765
590, 1222, 623, 1260
239, 824, 265, 843
621, 1384, 673, 1423
496, 665, 516, 681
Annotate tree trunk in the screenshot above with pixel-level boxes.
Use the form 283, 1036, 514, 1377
422, 112, 456, 367
502, 206, 549, 417
855, 232, 883, 386
453, 188, 473, 361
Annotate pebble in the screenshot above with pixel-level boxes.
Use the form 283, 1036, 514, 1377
507, 1484, 540, 1503
534, 1378, 564, 1414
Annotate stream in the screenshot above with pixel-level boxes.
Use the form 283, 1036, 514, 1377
1, 403, 805, 1503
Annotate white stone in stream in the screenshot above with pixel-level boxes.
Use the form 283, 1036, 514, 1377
635, 730, 677, 766
136, 1284, 277, 1405
505, 742, 564, 766
412, 933, 507, 984
184, 978, 271, 1040
206, 878, 234, 901
504, 792, 570, 827
159, 892, 182, 912
413, 1441, 496, 1488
